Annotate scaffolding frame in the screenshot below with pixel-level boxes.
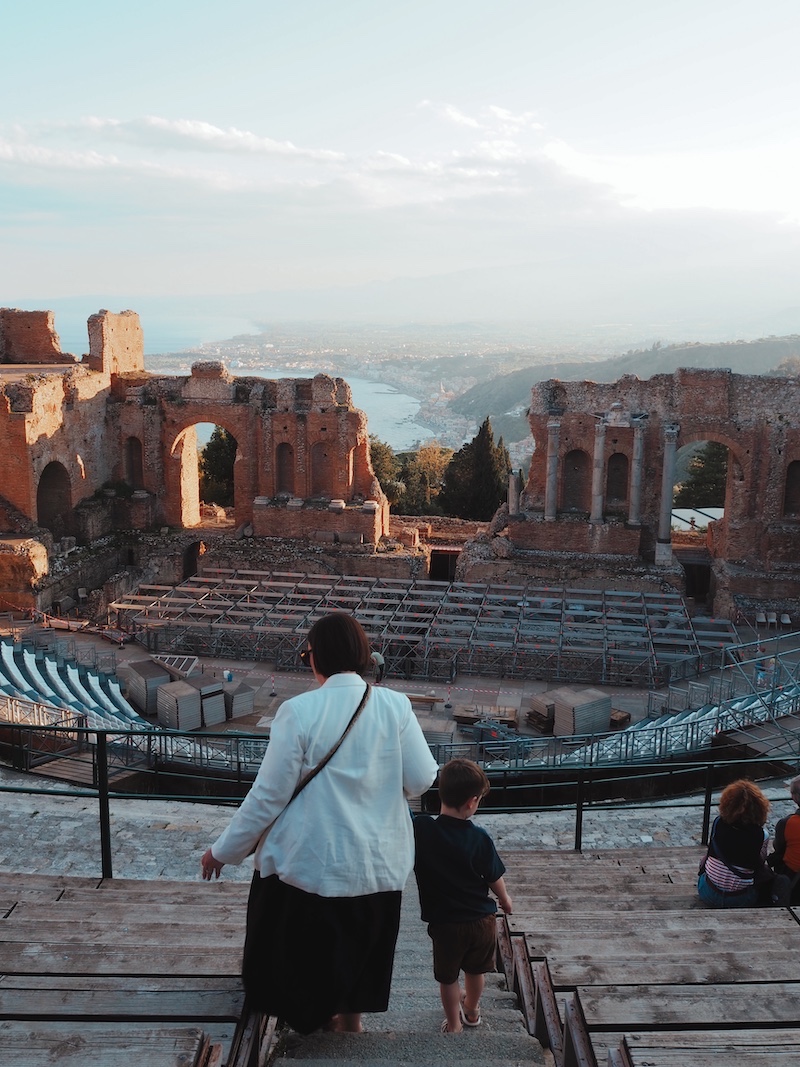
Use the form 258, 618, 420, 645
111, 572, 738, 687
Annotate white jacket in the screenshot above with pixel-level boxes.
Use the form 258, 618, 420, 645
211, 673, 439, 897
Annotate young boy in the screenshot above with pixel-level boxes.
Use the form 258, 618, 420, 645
413, 758, 512, 1033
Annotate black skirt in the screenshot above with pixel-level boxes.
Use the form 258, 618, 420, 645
241, 872, 402, 1034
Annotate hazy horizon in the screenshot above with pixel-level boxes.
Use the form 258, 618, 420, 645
4, 3, 800, 338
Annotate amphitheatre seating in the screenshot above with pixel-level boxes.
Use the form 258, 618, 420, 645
498, 847, 800, 1066
0, 636, 147, 730
0, 871, 274, 1067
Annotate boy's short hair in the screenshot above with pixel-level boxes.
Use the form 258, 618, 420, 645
438, 758, 490, 809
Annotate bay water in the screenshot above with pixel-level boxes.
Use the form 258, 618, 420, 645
147, 354, 432, 452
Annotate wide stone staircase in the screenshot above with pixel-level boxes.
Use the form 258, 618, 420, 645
272, 884, 545, 1066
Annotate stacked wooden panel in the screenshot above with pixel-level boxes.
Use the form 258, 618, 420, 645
224, 681, 255, 719
551, 686, 611, 736
185, 676, 226, 726
156, 680, 202, 730
527, 694, 555, 733
125, 659, 171, 716
498, 847, 800, 1067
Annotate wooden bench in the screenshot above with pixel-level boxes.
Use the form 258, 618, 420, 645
0, 873, 277, 1067
497, 846, 800, 1067
453, 704, 518, 727
402, 692, 440, 709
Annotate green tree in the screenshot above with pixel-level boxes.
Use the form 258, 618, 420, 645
396, 443, 453, 514
674, 441, 727, 507
439, 417, 511, 520
199, 426, 237, 506
369, 435, 400, 488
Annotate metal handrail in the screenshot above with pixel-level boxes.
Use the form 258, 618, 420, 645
2, 721, 799, 878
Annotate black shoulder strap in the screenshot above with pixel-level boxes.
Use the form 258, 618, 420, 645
290, 682, 371, 801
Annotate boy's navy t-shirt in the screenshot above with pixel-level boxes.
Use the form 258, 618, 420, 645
413, 813, 505, 924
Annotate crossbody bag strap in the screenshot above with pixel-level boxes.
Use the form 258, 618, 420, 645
290, 682, 371, 802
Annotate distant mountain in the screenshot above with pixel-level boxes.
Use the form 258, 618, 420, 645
452, 336, 800, 444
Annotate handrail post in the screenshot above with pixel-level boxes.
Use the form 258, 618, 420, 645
574, 770, 585, 852
96, 732, 113, 878
701, 762, 714, 845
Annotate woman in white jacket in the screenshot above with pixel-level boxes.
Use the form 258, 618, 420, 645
201, 612, 438, 1034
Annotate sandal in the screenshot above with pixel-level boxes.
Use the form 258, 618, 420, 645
441, 1019, 462, 1033
459, 999, 482, 1027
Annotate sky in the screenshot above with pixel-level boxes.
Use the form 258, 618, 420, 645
3, 0, 800, 339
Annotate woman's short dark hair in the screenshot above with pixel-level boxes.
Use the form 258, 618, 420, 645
306, 612, 371, 679
718, 779, 769, 827
438, 758, 490, 809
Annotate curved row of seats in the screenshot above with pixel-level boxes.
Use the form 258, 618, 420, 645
0, 636, 149, 732
560, 681, 800, 765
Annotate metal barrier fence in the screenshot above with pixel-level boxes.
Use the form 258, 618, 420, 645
2, 722, 798, 878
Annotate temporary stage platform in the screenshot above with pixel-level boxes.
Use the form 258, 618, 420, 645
110, 570, 737, 688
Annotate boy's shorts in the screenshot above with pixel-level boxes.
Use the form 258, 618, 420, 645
427, 914, 497, 984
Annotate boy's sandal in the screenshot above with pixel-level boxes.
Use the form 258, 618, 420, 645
440, 1019, 462, 1033
459, 1000, 482, 1027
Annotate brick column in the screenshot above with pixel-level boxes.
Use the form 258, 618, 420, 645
628, 419, 645, 526
544, 418, 560, 521
590, 418, 606, 524
656, 423, 679, 564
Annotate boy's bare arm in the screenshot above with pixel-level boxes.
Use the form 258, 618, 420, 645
489, 875, 512, 914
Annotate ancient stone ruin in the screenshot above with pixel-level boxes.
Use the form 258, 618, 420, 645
0, 308, 388, 611
477, 368, 800, 617
3, 308, 799, 621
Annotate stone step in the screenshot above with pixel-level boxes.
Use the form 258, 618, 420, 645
275, 1030, 545, 1064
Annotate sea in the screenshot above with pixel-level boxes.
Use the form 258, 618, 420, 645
144, 352, 433, 453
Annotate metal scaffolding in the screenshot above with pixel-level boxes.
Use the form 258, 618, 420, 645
110, 569, 738, 687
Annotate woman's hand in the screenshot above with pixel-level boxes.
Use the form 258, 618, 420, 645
201, 847, 225, 881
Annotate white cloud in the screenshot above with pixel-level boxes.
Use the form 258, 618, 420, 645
5, 100, 800, 312
485, 105, 544, 135
0, 138, 119, 170
78, 116, 346, 161
542, 139, 800, 223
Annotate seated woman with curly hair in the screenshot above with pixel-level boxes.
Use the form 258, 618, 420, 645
698, 779, 773, 909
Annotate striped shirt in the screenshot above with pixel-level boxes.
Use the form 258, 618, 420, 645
704, 854, 754, 893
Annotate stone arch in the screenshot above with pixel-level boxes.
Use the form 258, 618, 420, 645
311, 440, 333, 497
125, 436, 144, 489
37, 461, 73, 539
169, 427, 202, 527
276, 442, 294, 495
784, 460, 800, 516
674, 432, 740, 508
561, 449, 591, 512
167, 419, 244, 527
606, 452, 629, 507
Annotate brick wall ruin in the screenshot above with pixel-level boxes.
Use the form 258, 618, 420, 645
0, 308, 389, 609
0, 309, 77, 365
488, 368, 800, 611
